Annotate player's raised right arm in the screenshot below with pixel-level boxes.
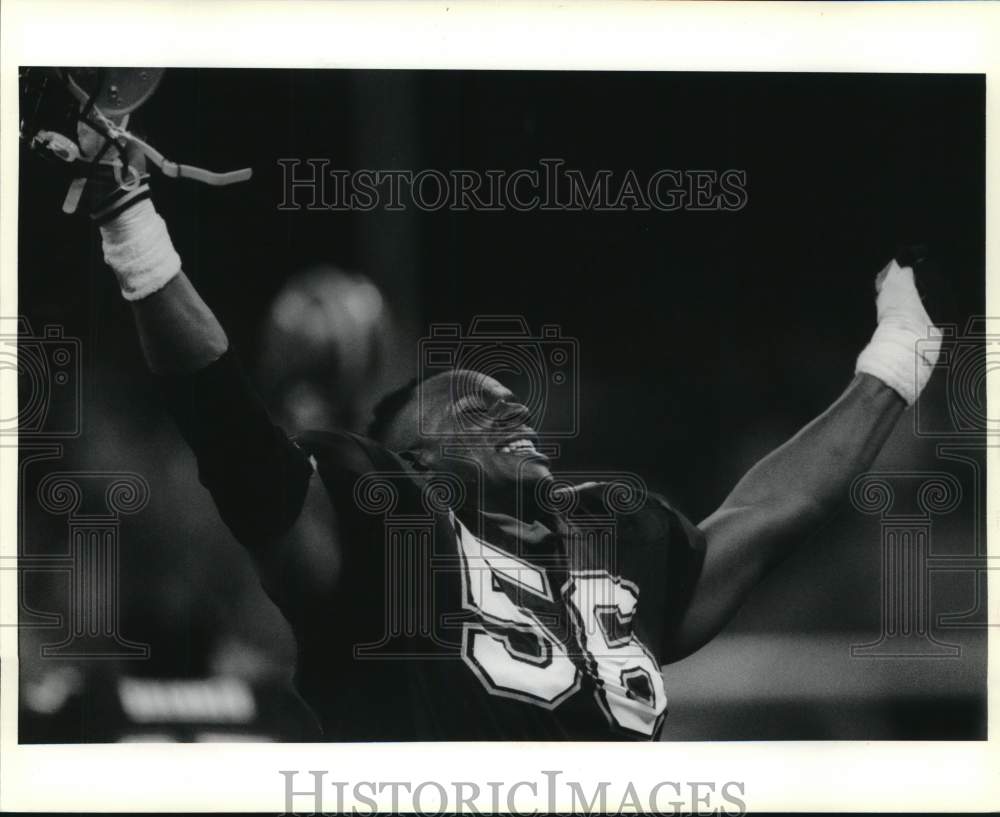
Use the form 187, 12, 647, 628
87, 149, 327, 606
130, 271, 228, 375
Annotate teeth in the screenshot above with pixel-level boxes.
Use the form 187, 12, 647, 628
500, 438, 536, 454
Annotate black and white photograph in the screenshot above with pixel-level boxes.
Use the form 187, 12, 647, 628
1, 1, 997, 813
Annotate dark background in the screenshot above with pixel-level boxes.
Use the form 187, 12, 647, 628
17, 70, 987, 741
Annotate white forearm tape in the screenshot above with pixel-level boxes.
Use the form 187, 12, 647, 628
855, 260, 942, 405
99, 199, 181, 301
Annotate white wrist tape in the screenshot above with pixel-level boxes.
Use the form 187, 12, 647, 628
99, 199, 181, 301
855, 260, 942, 405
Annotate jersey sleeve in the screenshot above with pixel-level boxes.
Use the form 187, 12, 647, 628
283, 430, 422, 643
158, 348, 314, 553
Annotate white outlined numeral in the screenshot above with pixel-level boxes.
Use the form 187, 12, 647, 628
455, 516, 580, 707
565, 571, 667, 736
454, 515, 665, 735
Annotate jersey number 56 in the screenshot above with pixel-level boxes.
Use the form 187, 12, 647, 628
454, 516, 666, 737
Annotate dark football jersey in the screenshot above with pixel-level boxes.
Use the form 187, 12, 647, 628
162, 351, 706, 741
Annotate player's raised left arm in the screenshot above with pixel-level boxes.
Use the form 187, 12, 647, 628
664, 258, 941, 661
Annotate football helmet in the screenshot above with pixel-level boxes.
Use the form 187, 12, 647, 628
20, 67, 252, 213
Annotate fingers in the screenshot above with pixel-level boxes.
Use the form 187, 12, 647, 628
76, 119, 108, 159
874, 258, 898, 294
875, 258, 914, 295
877, 245, 929, 294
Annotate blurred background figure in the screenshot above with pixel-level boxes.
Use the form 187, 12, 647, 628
256, 265, 393, 435
18, 264, 397, 742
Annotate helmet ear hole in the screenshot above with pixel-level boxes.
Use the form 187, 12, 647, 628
68, 67, 166, 117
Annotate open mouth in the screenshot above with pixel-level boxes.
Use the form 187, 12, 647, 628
495, 432, 548, 461
498, 438, 537, 454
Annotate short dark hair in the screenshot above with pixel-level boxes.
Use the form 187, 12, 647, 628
367, 368, 484, 444
366, 376, 422, 443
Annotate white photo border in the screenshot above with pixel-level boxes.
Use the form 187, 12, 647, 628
1, 0, 997, 812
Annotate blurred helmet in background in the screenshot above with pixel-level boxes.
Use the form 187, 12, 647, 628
258, 265, 391, 432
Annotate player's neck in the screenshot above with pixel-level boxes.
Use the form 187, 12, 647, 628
471, 486, 559, 530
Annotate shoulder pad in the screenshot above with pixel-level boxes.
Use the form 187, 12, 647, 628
293, 429, 406, 477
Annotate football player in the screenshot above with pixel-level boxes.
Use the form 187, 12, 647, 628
46, 109, 941, 741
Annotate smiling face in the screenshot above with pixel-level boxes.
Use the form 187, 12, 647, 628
381, 369, 552, 511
